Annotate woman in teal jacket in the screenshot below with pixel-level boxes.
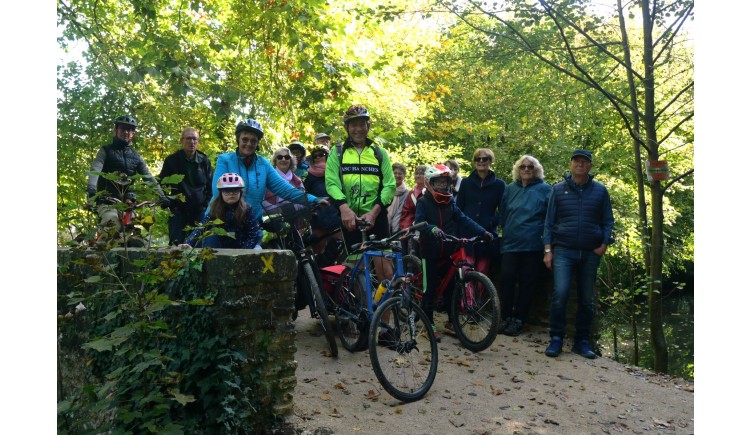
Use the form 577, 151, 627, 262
208, 119, 324, 244
498, 155, 552, 336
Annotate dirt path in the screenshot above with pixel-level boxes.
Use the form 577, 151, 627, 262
284, 310, 694, 434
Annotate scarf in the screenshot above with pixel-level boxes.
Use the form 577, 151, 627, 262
387, 182, 410, 224
276, 166, 293, 183
307, 160, 326, 178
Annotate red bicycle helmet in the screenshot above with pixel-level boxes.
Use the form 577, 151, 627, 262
217, 172, 245, 190
424, 164, 453, 204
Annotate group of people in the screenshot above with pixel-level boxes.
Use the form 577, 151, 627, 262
86, 105, 614, 359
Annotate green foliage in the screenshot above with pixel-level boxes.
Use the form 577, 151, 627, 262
58, 202, 276, 432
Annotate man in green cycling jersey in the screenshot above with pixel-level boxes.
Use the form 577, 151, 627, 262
325, 104, 396, 287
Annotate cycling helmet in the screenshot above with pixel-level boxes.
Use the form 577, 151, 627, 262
288, 141, 306, 156
424, 164, 453, 204
235, 118, 264, 139
342, 104, 370, 124
313, 132, 331, 142
114, 115, 138, 129
310, 144, 330, 156
217, 172, 245, 190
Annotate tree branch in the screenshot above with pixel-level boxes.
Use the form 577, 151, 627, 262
657, 112, 693, 147
661, 168, 693, 193
655, 81, 694, 120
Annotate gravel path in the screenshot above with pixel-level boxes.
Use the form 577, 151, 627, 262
285, 310, 694, 434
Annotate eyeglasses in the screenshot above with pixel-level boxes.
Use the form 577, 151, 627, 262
474, 156, 491, 163
519, 164, 534, 170
221, 188, 242, 195
313, 152, 328, 159
118, 126, 136, 133
276, 155, 291, 160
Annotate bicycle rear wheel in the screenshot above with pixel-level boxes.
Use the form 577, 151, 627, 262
450, 270, 501, 352
302, 262, 338, 357
368, 295, 438, 402
333, 265, 369, 352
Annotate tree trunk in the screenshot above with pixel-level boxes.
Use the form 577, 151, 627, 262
649, 185, 669, 372
641, 0, 668, 373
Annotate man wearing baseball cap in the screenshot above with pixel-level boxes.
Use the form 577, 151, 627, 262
313, 132, 331, 146
542, 148, 615, 360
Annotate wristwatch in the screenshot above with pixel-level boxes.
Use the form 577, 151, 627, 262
544, 248, 552, 254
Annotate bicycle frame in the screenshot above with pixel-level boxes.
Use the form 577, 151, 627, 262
413, 237, 480, 304
336, 221, 426, 321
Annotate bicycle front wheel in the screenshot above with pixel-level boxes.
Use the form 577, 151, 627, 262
302, 262, 338, 357
333, 265, 369, 352
368, 295, 438, 402
450, 270, 501, 353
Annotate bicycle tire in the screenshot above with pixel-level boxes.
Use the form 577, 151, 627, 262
333, 265, 369, 352
368, 295, 438, 402
302, 262, 338, 357
450, 270, 501, 353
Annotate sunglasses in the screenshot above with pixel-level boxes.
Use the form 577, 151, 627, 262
474, 156, 491, 163
313, 152, 328, 159
221, 188, 242, 195
519, 164, 534, 170
276, 155, 291, 160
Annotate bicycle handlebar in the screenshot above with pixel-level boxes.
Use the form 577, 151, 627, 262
349, 221, 428, 253
439, 232, 490, 244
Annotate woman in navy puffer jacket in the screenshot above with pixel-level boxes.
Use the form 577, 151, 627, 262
456, 148, 505, 278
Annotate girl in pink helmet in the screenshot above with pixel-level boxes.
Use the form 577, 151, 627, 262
180, 173, 260, 249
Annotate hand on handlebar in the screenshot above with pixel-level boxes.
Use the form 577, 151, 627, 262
339, 205, 357, 231
481, 231, 494, 242
431, 227, 445, 238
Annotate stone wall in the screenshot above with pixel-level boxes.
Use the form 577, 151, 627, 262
57, 247, 299, 419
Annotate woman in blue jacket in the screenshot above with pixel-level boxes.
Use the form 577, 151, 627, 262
497, 155, 552, 336
209, 119, 326, 244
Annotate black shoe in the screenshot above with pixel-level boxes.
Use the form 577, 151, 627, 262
498, 318, 510, 333
502, 318, 523, 336
572, 340, 597, 359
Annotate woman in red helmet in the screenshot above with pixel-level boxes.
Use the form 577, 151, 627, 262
180, 173, 260, 249
414, 164, 492, 341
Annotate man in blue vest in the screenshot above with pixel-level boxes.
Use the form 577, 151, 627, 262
542, 149, 615, 359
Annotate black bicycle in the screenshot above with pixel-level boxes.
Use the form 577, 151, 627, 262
262, 198, 338, 357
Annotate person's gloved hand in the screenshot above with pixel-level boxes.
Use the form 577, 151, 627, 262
431, 227, 445, 238
481, 231, 494, 241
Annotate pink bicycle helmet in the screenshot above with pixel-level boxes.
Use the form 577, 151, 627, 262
217, 173, 245, 190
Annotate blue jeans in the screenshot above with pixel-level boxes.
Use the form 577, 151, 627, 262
549, 247, 602, 342
199, 234, 240, 249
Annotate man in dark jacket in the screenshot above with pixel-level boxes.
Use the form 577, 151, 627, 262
87, 115, 167, 231
159, 127, 214, 245
542, 149, 615, 360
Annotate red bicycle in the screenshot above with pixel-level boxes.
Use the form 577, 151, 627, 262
402, 234, 501, 352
